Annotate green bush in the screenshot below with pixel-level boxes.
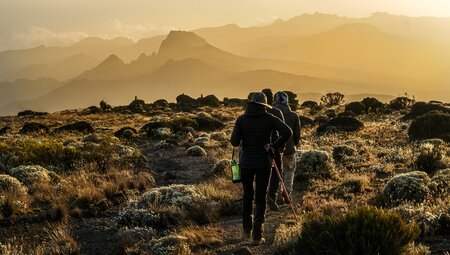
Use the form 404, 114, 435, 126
0, 138, 82, 171
290, 206, 420, 255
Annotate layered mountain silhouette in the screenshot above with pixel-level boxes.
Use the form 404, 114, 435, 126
1, 13, 450, 114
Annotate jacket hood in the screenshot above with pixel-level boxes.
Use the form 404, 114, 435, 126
245, 102, 267, 116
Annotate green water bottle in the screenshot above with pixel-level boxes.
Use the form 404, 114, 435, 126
231, 159, 241, 183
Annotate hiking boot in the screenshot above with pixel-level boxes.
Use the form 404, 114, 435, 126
267, 197, 279, 211
252, 237, 266, 246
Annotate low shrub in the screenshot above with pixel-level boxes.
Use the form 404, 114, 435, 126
128, 235, 191, 255
389, 96, 415, 111
382, 171, 430, 205
361, 97, 385, 113
415, 142, 445, 175
345, 102, 366, 115
186, 146, 207, 157
403, 102, 450, 119
288, 206, 420, 255
296, 150, 335, 180
332, 145, 356, 162
408, 110, 450, 142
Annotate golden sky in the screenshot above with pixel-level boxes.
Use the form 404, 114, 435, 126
1, 0, 450, 50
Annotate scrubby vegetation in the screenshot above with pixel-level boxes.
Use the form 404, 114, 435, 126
273, 206, 420, 255
0, 94, 448, 254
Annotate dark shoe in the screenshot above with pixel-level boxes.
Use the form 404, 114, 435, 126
267, 197, 279, 211
252, 237, 266, 246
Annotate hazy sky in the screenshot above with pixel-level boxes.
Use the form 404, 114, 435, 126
1, 0, 450, 51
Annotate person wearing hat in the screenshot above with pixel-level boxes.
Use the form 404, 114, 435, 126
273, 91, 301, 201
231, 92, 292, 245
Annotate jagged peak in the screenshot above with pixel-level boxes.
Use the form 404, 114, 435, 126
158, 31, 208, 55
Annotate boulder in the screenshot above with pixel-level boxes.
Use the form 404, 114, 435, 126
54, 121, 94, 134
19, 122, 49, 134
382, 171, 430, 205
317, 116, 364, 134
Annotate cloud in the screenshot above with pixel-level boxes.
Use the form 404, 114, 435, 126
8, 27, 89, 49
0, 21, 177, 51
108, 19, 177, 40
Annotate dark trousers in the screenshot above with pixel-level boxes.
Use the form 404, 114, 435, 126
241, 166, 271, 240
267, 152, 283, 200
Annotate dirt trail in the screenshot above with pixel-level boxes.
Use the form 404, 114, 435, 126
214, 205, 293, 255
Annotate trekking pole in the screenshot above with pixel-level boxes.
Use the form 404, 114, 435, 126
272, 159, 298, 220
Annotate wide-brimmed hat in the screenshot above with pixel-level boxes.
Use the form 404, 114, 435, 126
249, 92, 272, 108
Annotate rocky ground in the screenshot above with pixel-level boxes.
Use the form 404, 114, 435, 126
0, 95, 449, 255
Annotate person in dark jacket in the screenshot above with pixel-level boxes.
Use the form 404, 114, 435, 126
231, 92, 292, 244
273, 92, 301, 200
262, 89, 285, 211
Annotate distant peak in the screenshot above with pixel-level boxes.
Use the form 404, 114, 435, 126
331, 23, 381, 33
99, 54, 125, 66
158, 31, 208, 56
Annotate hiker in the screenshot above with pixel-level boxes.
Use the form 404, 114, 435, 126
261, 89, 286, 211
273, 92, 301, 201
231, 92, 292, 245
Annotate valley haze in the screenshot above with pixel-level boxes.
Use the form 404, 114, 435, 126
0, 12, 449, 115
